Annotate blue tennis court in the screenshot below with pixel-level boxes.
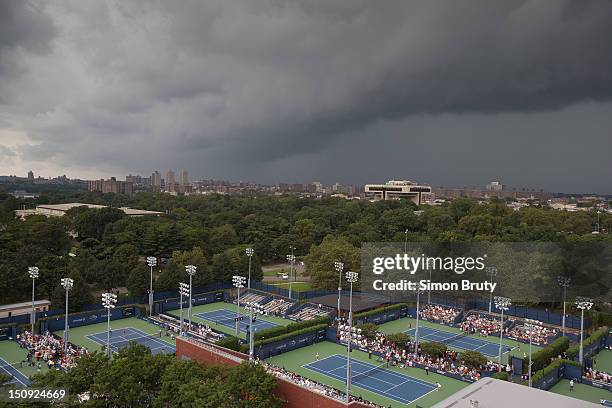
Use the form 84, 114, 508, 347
86, 327, 175, 355
304, 354, 437, 404
0, 357, 30, 387
196, 308, 278, 333
406, 326, 512, 358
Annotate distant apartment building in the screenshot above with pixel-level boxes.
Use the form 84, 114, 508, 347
364, 180, 432, 204
165, 170, 176, 193
27, 170, 34, 180
486, 181, 505, 191
88, 177, 133, 194
179, 169, 188, 187
151, 171, 162, 189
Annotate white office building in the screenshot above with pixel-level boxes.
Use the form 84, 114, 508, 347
364, 180, 431, 204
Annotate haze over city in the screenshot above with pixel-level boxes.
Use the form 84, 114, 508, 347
1, 1, 611, 193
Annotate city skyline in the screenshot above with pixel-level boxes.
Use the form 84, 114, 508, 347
1, 2, 612, 193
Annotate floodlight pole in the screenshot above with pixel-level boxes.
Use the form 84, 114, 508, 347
415, 289, 422, 354
102, 292, 117, 358
558, 276, 571, 337
247, 302, 262, 361
246, 248, 254, 289
185, 265, 197, 333
487, 267, 498, 314
576, 297, 593, 364
28, 266, 39, 334
61, 278, 74, 354
179, 282, 189, 336
525, 318, 540, 387
146, 257, 157, 316
335, 261, 344, 321
494, 296, 511, 370
345, 271, 358, 404
287, 247, 295, 299
232, 275, 246, 335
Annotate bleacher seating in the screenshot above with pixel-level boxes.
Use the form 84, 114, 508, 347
237, 292, 267, 306
288, 305, 329, 321
262, 298, 293, 316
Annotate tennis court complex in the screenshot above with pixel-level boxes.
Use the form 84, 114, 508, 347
304, 354, 437, 404
0, 357, 30, 387
196, 308, 278, 333
406, 326, 512, 358
86, 327, 175, 355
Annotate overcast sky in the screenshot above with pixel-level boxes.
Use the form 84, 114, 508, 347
1, 1, 611, 193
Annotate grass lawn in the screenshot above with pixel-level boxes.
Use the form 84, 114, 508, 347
378, 317, 542, 364
594, 349, 612, 374
165, 301, 294, 339
52, 317, 174, 353
266, 341, 468, 408
549, 379, 612, 404
269, 281, 312, 292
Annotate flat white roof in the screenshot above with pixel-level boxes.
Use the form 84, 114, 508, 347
35, 203, 163, 216
432, 378, 600, 408
0, 300, 51, 312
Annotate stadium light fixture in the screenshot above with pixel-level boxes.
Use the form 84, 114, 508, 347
344, 271, 358, 403
102, 292, 117, 358
245, 301, 264, 360
245, 247, 254, 290
286, 247, 296, 299
413, 287, 424, 354
334, 261, 344, 320
486, 267, 498, 314
524, 318, 542, 387
60, 277, 74, 354
575, 296, 593, 364
28, 266, 39, 334
232, 275, 246, 335
185, 265, 197, 332
494, 296, 512, 370
178, 282, 190, 336
557, 276, 571, 336
146, 257, 157, 317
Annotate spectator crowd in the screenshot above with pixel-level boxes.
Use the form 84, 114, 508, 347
16, 331, 87, 371
420, 304, 460, 324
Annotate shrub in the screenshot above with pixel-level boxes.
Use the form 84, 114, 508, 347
492, 371, 508, 381
354, 303, 407, 321
522, 358, 581, 387
355, 323, 379, 339
530, 336, 569, 372
420, 342, 447, 357
216, 336, 242, 352
253, 324, 328, 347
566, 326, 608, 360
254, 315, 330, 340
385, 332, 411, 348
461, 350, 487, 369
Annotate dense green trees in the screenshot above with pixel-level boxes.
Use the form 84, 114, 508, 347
29, 343, 283, 407
0, 187, 610, 304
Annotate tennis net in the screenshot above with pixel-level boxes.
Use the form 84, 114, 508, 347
444, 330, 469, 344
351, 360, 389, 382
108, 334, 164, 350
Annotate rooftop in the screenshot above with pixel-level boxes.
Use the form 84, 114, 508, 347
431, 378, 600, 408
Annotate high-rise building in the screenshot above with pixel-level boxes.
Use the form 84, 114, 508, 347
151, 171, 161, 188
180, 169, 188, 187
486, 181, 505, 191
88, 177, 133, 194
27, 170, 34, 180
165, 170, 175, 192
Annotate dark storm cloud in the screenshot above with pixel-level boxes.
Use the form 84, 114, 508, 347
1, 1, 611, 192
